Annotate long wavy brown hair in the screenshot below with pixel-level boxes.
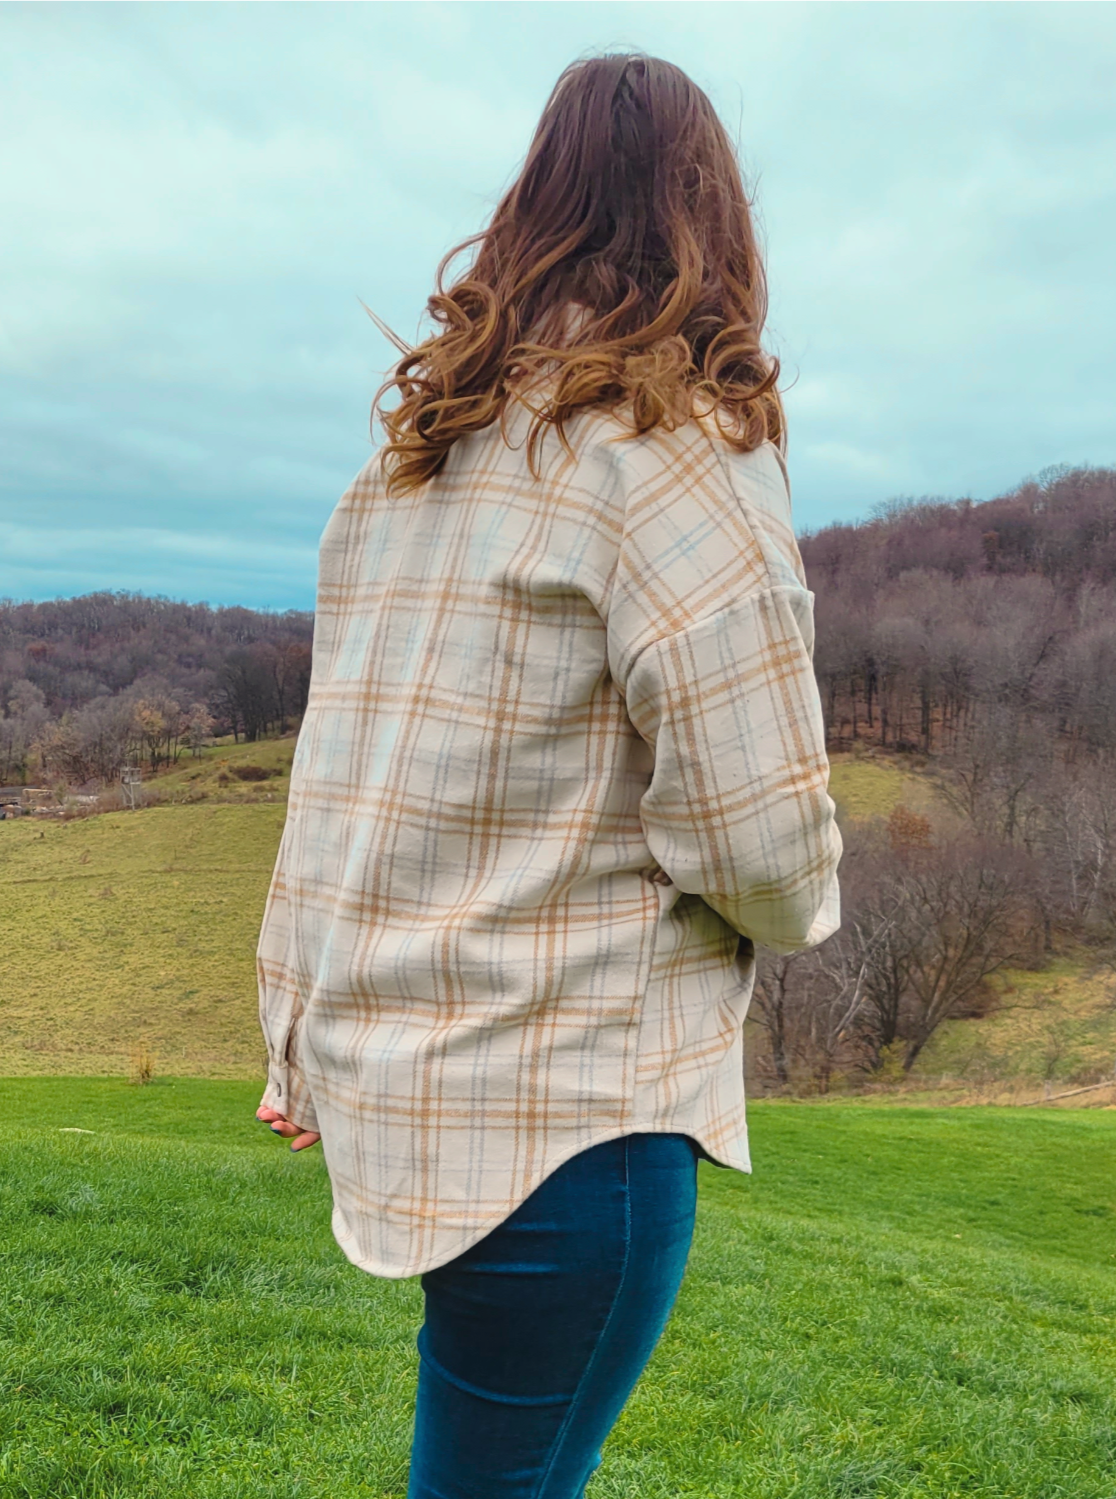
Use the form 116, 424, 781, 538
371, 52, 786, 495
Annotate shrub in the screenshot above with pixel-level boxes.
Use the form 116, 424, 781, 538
229, 764, 276, 782
129, 1047, 157, 1086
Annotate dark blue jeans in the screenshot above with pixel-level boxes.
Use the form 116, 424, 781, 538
406, 1132, 699, 1499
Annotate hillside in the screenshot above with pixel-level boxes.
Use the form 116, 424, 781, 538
3, 748, 1113, 1099
0, 798, 283, 1078
0, 593, 314, 714
799, 463, 1116, 756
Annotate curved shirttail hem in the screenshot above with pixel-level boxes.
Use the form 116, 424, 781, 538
327, 1123, 752, 1281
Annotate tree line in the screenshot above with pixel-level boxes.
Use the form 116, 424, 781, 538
805, 462, 1116, 756
753, 462, 1116, 1093
0, 593, 313, 785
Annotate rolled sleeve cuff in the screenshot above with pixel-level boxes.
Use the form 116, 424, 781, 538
803, 867, 842, 950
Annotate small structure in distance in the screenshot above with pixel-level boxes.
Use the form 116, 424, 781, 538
121, 766, 143, 811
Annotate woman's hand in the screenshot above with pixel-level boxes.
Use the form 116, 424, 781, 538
257, 1104, 321, 1152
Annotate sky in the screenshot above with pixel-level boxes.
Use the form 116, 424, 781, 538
3, 2, 1114, 612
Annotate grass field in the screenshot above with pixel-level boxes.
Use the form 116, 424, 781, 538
2, 746, 924, 1079
3, 747, 1114, 1092
149, 736, 296, 806
0, 804, 282, 1077
826, 753, 938, 825
920, 955, 1116, 1094
1, 1081, 1113, 1498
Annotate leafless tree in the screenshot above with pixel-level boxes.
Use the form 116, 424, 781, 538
751, 951, 801, 1088
185, 702, 216, 757
886, 838, 1034, 1070
751, 826, 1034, 1088
0, 680, 49, 782
1032, 753, 1116, 936
942, 706, 1054, 844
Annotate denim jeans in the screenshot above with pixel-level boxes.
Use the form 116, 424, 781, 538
406, 1132, 699, 1499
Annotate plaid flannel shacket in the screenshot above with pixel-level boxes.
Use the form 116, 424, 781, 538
257, 397, 842, 1278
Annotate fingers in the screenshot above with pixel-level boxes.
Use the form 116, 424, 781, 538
257, 1108, 321, 1151
271, 1119, 321, 1150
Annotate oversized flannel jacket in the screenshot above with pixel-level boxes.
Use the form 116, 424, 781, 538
257, 394, 842, 1278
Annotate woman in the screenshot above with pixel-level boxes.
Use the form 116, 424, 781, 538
256, 51, 841, 1499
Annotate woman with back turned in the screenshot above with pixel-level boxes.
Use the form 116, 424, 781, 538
256, 51, 842, 1499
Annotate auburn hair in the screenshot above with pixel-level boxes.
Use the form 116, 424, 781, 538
371, 52, 786, 495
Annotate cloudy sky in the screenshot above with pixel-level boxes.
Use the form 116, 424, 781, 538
3, 2, 1114, 611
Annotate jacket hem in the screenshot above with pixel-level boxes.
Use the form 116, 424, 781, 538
327, 1120, 752, 1280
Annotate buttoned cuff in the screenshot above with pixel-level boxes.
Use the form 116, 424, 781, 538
260, 1056, 319, 1134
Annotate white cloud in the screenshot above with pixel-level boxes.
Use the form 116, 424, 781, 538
2, 1, 1114, 603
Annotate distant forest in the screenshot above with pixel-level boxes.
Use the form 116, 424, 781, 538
802, 462, 1116, 759
4, 460, 1115, 790
0, 594, 313, 784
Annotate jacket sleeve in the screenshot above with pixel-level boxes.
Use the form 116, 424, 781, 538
257, 824, 319, 1132
606, 432, 842, 953
622, 583, 841, 952
254, 475, 363, 1134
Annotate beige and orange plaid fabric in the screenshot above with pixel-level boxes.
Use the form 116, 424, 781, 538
257, 397, 842, 1278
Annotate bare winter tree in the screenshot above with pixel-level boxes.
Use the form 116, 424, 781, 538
70, 695, 137, 781
750, 824, 1034, 1089
942, 705, 1055, 844
751, 827, 882, 1092
132, 693, 186, 772
213, 649, 280, 743
797, 926, 879, 1092
185, 703, 216, 758
1033, 753, 1116, 937
887, 838, 1034, 1070
0, 680, 49, 782
751, 951, 804, 1088
265, 641, 313, 733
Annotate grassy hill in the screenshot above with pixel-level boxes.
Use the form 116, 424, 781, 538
0, 802, 282, 1078
2, 746, 1113, 1095
147, 734, 297, 806
2, 1082, 1112, 1497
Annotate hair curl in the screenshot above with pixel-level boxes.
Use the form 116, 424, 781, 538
371, 52, 786, 494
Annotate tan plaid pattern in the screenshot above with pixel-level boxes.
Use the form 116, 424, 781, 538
257, 397, 842, 1278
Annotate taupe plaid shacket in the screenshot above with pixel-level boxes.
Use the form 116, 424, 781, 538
257, 395, 842, 1278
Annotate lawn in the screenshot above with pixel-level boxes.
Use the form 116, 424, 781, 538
2, 1081, 1113, 1497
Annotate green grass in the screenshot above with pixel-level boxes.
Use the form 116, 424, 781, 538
917, 953, 1116, 1092
2, 1081, 1114, 1497
827, 753, 939, 825
0, 806, 285, 1078
151, 736, 296, 806
4, 753, 1115, 1095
